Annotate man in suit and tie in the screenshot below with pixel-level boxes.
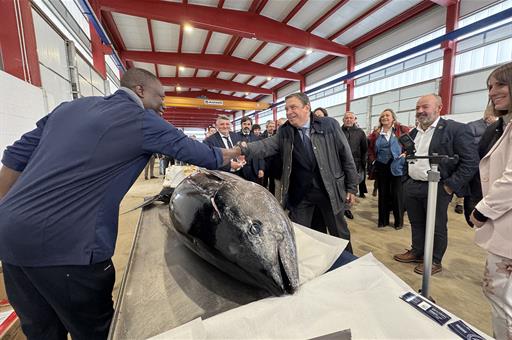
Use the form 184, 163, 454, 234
393, 94, 479, 275
238, 116, 265, 183
234, 93, 359, 252
204, 115, 244, 173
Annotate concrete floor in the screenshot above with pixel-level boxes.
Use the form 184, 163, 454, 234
114, 172, 492, 336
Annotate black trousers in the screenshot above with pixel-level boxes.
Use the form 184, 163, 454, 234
3, 259, 115, 340
404, 179, 453, 264
375, 161, 404, 228
289, 190, 353, 253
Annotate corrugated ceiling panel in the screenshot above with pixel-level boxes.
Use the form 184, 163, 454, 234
233, 92, 245, 97
188, 0, 217, 7
311, 0, 379, 39
223, 0, 252, 11
221, 91, 233, 95
271, 47, 304, 68
157, 65, 177, 77
252, 43, 283, 64
196, 69, 213, 77
151, 20, 180, 52
288, 52, 326, 73
189, 88, 203, 91
112, 13, 151, 50
248, 76, 267, 86
206, 32, 232, 54
287, 0, 334, 30
335, 0, 422, 45
217, 72, 235, 80
232, 74, 252, 83
179, 68, 195, 77
260, 0, 301, 21
262, 78, 281, 89
246, 93, 258, 100
181, 28, 209, 53
163, 86, 174, 92
232, 39, 262, 59
132, 61, 156, 74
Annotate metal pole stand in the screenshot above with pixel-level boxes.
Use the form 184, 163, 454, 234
421, 162, 440, 299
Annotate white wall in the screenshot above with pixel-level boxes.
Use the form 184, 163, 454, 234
0, 71, 46, 153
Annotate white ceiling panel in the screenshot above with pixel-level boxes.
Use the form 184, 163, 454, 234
132, 62, 156, 75
163, 86, 174, 92
246, 93, 258, 99
190, 88, 203, 91
178, 67, 195, 77
262, 78, 281, 89
248, 76, 266, 86
232, 74, 252, 83
287, 0, 334, 30
224, 0, 252, 11
271, 47, 304, 68
157, 65, 176, 77
335, 0, 422, 45
232, 39, 262, 59
234, 92, 246, 97
206, 32, 232, 54
221, 91, 233, 95
151, 20, 180, 52
289, 52, 326, 73
260, 0, 301, 21
188, 0, 217, 7
112, 13, 151, 50
311, 0, 379, 39
181, 28, 209, 53
196, 69, 213, 77
217, 72, 234, 80
252, 43, 283, 64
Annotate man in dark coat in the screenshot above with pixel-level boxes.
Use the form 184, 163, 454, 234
342, 111, 368, 219
393, 94, 479, 275
238, 116, 265, 183
236, 93, 359, 252
203, 114, 244, 173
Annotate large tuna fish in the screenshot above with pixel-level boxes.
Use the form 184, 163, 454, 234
169, 169, 299, 296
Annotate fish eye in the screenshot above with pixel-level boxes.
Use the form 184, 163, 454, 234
249, 220, 262, 235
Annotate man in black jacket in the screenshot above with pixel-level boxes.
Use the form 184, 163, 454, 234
342, 111, 368, 218
393, 94, 479, 275
238, 116, 265, 183
235, 93, 359, 252
203, 115, 244, 173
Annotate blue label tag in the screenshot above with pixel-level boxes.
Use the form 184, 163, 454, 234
447, 320, 485, 340
400, 292, 451, 325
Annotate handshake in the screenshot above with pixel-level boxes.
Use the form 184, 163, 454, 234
219, 141, 247, 171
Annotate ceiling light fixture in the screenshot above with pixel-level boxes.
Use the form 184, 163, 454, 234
183, 23, 193, 33
266, 76, 272, 81
179, 66, 185, 71
176, 86, 182, 91
306, 48, 313, 55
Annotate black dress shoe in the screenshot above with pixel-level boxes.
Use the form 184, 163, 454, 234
359, 193, 366, 198
377, 223, 388, 228
150, 176, 158, 179
454, 204, 463, 214
344, 210, 354, 219
394, 224, 403, 230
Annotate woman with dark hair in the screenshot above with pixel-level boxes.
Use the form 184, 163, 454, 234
313, 107, 328, 117
368, 109, 409, 229
471, 62, 512, 339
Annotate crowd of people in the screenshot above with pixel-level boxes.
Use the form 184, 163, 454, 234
0, 62, 511, 338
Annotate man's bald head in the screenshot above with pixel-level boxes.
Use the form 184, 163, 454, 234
120, 68, 165, 113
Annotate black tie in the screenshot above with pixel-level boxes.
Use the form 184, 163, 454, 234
223, 136, 233, 148
299, 128, 314, 160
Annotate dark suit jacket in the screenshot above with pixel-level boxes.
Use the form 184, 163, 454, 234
203, 132, 241, 172
408, 118, 479, 197
238, 132, 265, 182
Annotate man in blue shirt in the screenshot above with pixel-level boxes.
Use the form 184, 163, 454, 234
0, 68, 235, 339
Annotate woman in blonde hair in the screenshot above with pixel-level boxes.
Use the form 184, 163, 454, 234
368, 109, 409, 229
471, 62, 512, 339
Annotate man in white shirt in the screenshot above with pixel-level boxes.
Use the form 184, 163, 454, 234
393, 94, 479, 275
203, 115, 244, 173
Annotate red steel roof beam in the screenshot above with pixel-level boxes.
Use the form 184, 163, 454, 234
430, 0, 458, 6
328, 0, 392, 41
165, 91, 259, 101
122, 51, 302, 80
100, 0, 352, 57
161, 77, 272, 94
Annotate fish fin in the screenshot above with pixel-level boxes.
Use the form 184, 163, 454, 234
120, 188, 173, 214
210, 197, 221, 221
